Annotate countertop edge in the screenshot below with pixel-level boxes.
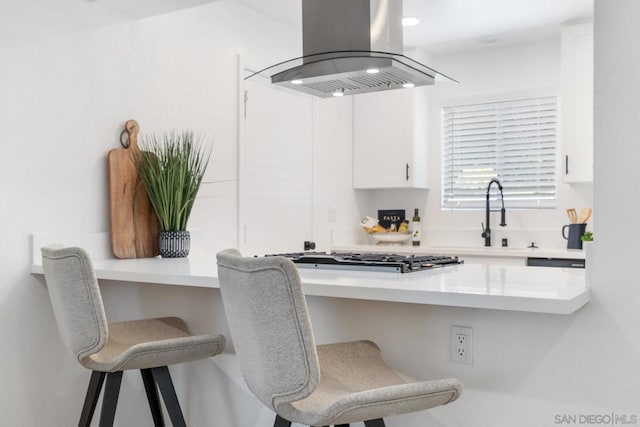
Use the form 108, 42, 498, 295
30, 254, 589, 315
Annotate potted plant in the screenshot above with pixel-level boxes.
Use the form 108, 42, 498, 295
135, 130, 211, 258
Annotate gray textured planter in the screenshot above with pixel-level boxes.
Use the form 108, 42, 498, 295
158, 231, 190, 258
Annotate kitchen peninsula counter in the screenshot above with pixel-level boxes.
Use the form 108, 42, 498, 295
31, 251, 589, 315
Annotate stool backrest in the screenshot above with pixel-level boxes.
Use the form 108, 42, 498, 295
41, 246, 108, 364
216, 249, 319, 411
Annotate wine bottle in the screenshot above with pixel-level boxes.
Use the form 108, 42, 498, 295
411, 208, 421, 246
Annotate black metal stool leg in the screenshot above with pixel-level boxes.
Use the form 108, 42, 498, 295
152, 366, 187, 427
141, 368, 165, 426
364, 419, 386, 427
78, 371, 106, 427
274, 414, 292, 427
99, 371, 123, 427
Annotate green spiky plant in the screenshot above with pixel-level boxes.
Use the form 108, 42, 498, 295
135, 130, 211, 232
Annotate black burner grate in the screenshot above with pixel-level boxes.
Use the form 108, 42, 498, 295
265, 252, 462, 273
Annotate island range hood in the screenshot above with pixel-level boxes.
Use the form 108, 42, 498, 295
246, 0, 457, 98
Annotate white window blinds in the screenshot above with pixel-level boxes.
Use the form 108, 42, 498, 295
441, 96, 557, 209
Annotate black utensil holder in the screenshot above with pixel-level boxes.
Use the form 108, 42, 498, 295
562, 223, 587, 250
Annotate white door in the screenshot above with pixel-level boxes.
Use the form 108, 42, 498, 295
240, 78, 314, 255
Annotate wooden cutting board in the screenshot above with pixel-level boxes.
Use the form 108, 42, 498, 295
108, 120, 159, 258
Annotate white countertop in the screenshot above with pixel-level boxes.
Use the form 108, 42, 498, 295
332, 244, 585, 259
31, 252, 589, 315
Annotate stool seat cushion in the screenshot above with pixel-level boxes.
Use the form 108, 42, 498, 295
81, 317, 225, 372
278, 341, 462, 426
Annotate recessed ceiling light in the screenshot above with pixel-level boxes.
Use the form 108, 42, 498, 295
332, 90, 345, 97
291, 79, 304, 85
402, 82, 415, 88
366, 68, 379, 74
402, 17, 420, 27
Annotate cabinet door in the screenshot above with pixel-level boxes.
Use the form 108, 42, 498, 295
240, 79, 313, 255
561, 23, 593, 183
353, 90, 414, 188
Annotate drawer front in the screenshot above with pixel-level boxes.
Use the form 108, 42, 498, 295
526, 257, 585, 268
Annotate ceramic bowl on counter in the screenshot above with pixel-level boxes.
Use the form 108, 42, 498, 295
369, 232, 411, 244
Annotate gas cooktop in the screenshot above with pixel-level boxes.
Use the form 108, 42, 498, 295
266, 252, 463, 273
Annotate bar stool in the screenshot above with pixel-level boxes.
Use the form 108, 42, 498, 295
216, 249, 462, 427
41, 246, 225, 427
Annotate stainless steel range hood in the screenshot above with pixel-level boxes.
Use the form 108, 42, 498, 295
246, 0, 457, 98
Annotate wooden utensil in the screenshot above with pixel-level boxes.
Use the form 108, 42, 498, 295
566, 208, 578, 224
579, 208, 592, 224
108, 120, 159, 258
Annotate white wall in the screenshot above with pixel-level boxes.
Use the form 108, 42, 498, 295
362, 40, 594, 249
0, 1, 299, 425
591, 0, 640, 412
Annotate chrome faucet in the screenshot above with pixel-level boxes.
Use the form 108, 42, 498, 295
481, 178, 507, 247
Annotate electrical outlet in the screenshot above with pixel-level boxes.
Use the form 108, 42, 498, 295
451, 326, 473, 365
328, 206, 337, 223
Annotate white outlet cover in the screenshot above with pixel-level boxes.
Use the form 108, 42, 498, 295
451, 325, 473, 365
328, 206, 337, 223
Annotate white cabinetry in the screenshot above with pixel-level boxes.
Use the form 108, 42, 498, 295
561, 22, 594, 183
353, 88, 428, 189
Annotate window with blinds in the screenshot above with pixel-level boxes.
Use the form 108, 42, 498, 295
441, 96, 557, 209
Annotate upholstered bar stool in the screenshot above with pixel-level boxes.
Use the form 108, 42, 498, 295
41, 246, 225, 427
216, 249, 462, 427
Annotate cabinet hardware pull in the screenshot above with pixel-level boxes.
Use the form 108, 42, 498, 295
565, 155, 569, 175
406, 163, 410, 181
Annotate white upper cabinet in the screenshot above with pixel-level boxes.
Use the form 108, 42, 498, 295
561, 22, 594, 183
352, 88, 428, 189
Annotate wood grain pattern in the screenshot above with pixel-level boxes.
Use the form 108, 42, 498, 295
579, 207, 592, 224
108, 120, 159, 258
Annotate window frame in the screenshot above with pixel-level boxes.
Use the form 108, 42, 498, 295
440, 94, 559, 211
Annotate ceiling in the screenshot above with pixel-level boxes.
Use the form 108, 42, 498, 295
0, 0, 219, 48
235, 0, 593, 54
0, 0, 593, 53
89, 0, 218, 19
